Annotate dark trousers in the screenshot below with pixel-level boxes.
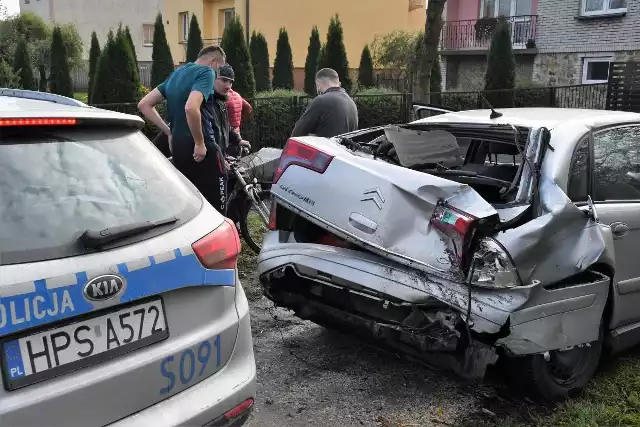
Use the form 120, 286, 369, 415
172, 136, 228, 214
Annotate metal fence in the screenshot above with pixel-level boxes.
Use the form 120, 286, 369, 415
92, 86, 614, 149
72, 64, 152, 92
440, 15, 538, 51
606, 61, 640, 113
427, 83, 608, 111
94, 93, 413, 150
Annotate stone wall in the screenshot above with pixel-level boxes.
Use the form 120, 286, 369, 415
534, 50, 640, 86
444, 55, 535, 90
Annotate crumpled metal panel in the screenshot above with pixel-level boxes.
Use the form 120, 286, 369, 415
495, 179, 608, 287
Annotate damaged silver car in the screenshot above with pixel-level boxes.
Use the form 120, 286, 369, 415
257, 107, 640, 401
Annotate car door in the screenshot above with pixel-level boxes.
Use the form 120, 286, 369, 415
570, 124, 640, 328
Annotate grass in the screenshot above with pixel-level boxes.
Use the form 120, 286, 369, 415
74, 92, 88, 103
484, 354, 640, 427
533, 355, 640, 427
237, 213, 266, 275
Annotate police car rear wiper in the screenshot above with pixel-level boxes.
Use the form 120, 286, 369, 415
79, 216, 178, 250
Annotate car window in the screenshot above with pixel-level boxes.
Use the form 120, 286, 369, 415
0, 127, 201, 265
593, 125, 640, 202
568, 138, 590, 202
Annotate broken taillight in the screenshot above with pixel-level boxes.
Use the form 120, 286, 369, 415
430, 203, 477, 265
267, 199, 278, 230
273, 138, 334, 184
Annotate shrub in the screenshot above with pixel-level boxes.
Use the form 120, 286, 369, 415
221, 16, 255, 99
323, 14, 352, 93
151, 12, 174, 88
304, 26, 321, 95
186, 14, 203, 63
0, 59, 20, 88
250, 31, 271, 92
318, 43, 326, 71
91, 27, 140, 104
353, 88, 407, 128
239, 89, 410, 150
88, 31, 100, 102
125, 26, 138, 69
484, 17, 515, 107
357, 44, 374, 89
272, 28, 294, 90
37, 64, 46, 91
13, 38, 35, 90
49, 26, 72, 97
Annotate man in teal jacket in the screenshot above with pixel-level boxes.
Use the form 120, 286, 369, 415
138, 45, 227, 211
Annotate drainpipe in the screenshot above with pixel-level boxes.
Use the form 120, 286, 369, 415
245, 0, 250, 44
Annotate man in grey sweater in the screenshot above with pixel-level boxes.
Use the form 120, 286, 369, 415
291, 68, 358, 138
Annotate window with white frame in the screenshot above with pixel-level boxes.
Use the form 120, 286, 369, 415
142, 24, 154, 46
480, 0, 532, 17
581, 0, 627, 16
582, 57, 613, 84
179, 12, 189, 42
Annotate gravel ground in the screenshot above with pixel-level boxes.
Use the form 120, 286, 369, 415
240, 274, 541, 427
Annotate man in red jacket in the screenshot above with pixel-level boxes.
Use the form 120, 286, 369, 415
226, 88, 253, 138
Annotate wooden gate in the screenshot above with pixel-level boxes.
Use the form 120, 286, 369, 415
606, 61, 640, 113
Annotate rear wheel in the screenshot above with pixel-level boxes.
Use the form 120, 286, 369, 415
239, 189, 271, 254
504, 323, 604, 401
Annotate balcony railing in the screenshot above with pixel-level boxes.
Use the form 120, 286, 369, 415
440, 15, 538, 52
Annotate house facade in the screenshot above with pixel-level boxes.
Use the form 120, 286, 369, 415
440, 0, 638, 90
164, 0, 427, 89
20, 0, 165, 64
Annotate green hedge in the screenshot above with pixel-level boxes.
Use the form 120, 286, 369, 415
241, 88, 410, 150
93, 90, 411, 150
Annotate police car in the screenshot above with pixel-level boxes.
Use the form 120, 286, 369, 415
0, 89, 256, 426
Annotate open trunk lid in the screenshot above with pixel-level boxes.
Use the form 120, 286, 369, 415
271, 135, 502, 280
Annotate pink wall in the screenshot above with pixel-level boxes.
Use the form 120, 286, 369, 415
446, 0, 537, 22
446, 0, 480, 21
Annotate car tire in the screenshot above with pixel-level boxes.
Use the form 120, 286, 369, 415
504, 322, 604, 402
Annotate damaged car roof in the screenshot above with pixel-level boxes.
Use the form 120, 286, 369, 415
413, 107, 640, 131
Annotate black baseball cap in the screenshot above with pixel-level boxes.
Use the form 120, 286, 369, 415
218, 64, 235, 81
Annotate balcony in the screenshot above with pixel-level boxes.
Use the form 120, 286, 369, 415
440, 15, 538, 54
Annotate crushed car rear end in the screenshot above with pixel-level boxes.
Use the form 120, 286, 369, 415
258, 109, 616, 400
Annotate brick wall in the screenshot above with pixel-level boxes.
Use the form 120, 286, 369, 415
536, 0, 640, 53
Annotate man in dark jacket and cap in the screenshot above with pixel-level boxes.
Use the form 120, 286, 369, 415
291, 68, 358, 138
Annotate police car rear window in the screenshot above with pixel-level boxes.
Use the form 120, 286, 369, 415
0, 127, 201, 265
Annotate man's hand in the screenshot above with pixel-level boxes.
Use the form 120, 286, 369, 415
167, 133, 173, 155
194, 143, 207, 162
240, 140, 251, 150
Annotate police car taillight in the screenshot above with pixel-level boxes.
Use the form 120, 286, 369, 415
273, 138, 334, 184
192, 218, 241, 269
0, 118, 77, 126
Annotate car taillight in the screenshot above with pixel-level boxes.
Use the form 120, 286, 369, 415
267, 199, 277, 230
430, 203, 477, 265
192, 218, 241, 269
0, 118, 77, 126
273, 138, 334, 184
